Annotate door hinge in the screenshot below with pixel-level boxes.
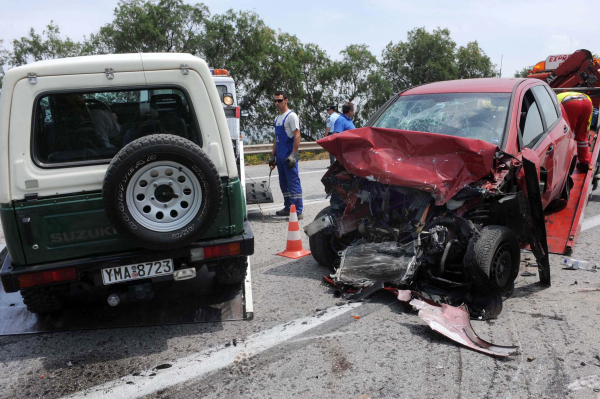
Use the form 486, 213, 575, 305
28, 73, 37, 84
105, 68, 114, 80
180, 64, 189, 75
219, 225, 235, 235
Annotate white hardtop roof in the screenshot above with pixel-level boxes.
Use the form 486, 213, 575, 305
3, 53, 209, 80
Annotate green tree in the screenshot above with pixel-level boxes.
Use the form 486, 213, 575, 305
514, 66, 533, 78
9, 22, 91, 66
274, 37, 333, 139
456, 41, 497, 78
95, 0, 209, 54
381, 27, 458, 92
327, 44, 378, 126
380, 27, 496, 93
362, 72, 394, 124
0, 39, 8, 89
202, 10, 278, 142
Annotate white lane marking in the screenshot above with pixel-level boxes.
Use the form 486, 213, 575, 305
581, 214, 600, 232
247, 199, 329, 213
246, 169, 328, 181
243, 256, 253, 316
64, 303, 361, 399
566, 374, 600, 391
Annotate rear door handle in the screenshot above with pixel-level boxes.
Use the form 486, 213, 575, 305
546, 145, 554, 154
564, 125, 569, 133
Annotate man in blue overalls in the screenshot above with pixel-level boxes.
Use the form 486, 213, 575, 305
270, 91, 303, 219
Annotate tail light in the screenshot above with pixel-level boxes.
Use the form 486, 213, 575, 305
190, 242, 242, 262
18, 267, 78, 288
204, 242, 241, 259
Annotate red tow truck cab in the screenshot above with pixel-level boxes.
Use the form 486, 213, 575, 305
527, 49, 600, 108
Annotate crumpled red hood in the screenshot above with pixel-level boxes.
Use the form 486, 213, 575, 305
318, 127, 499, 205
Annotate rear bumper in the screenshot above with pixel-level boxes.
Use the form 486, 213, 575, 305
0, 220, 254, 293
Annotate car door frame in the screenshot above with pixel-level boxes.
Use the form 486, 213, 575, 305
530, 83, 571, 202
514, 81, 555, 208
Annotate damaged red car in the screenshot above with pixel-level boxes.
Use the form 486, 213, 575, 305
307, 78, 576, 319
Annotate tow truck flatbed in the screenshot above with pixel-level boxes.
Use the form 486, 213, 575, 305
545, 131, 600, 254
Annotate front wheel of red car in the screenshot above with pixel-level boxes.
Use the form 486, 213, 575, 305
309, 207, 342, 271
465, 225, 520, 297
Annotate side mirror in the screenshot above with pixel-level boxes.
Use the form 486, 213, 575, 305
240, 96, 250, 118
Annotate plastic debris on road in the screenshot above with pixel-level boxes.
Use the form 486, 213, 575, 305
563, 258, 598, 272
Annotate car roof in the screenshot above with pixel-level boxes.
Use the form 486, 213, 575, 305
404, 78, 529, 95
3, 53, 205, 79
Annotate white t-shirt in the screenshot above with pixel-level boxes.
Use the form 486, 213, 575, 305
274, 110, 300, 138
327, 112, 340, 131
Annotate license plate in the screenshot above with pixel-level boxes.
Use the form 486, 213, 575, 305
102, 259, 173, 285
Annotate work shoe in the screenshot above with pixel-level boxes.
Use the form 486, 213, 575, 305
297, 213, 304, 220
275, 208, 290, 216
577, 162, 591, 173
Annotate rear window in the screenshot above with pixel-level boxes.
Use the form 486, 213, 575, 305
373, 93, 511, 146
34, 88, 201, 167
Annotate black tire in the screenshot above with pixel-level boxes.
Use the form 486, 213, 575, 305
103, 134, 223, 250
215, 257, 248, 285
21, 285, 67, 314
309, 207, 340, 270
466, 225, 520, 296
548, 173, 573, 210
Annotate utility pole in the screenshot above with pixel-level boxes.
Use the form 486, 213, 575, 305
499, 55, 503, 78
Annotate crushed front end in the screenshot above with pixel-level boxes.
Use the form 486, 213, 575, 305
306, 127, 549, 320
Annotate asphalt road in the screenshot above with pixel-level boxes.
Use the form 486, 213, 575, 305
2, 158, 600, 398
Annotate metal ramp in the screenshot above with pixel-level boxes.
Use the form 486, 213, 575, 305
544, 131, 600, 254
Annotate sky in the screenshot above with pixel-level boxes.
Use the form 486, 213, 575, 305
1, 0, 599, 78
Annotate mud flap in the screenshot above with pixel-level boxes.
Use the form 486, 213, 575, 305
522, 157, 551, 285
245, 181, 274, 204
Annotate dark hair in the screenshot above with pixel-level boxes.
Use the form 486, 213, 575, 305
274, 91, 288, 100
342, 102, 355, 114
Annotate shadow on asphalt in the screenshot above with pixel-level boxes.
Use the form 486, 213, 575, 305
0, 268, 248, 371
510, 281, 550, 299
263, 255, 327, 282
247, 213, 290, 224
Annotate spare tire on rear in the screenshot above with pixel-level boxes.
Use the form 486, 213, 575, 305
103, 134, 223, 250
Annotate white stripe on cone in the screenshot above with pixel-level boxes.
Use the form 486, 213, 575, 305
289, 210, 298, 223
287, 229, 302, 241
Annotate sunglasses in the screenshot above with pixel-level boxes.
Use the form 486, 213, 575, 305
274, 99, 285, 103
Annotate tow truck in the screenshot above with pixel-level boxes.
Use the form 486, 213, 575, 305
527, 49, 600, 254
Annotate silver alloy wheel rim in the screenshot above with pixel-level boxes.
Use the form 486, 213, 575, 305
126, 161, 202, 232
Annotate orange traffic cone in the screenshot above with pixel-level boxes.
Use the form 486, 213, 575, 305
277, 205, 311, 259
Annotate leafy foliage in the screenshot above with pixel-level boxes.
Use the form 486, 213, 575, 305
94, 0, 209, 54
1, 4, 498, 141
0, 39, 7, 89
9, 22, 93, 66
381, 27, 496, 93
456, 41, 497, 79
514, 66, 533, 78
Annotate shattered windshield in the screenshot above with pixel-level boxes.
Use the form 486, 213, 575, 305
373, 93, 511, 146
